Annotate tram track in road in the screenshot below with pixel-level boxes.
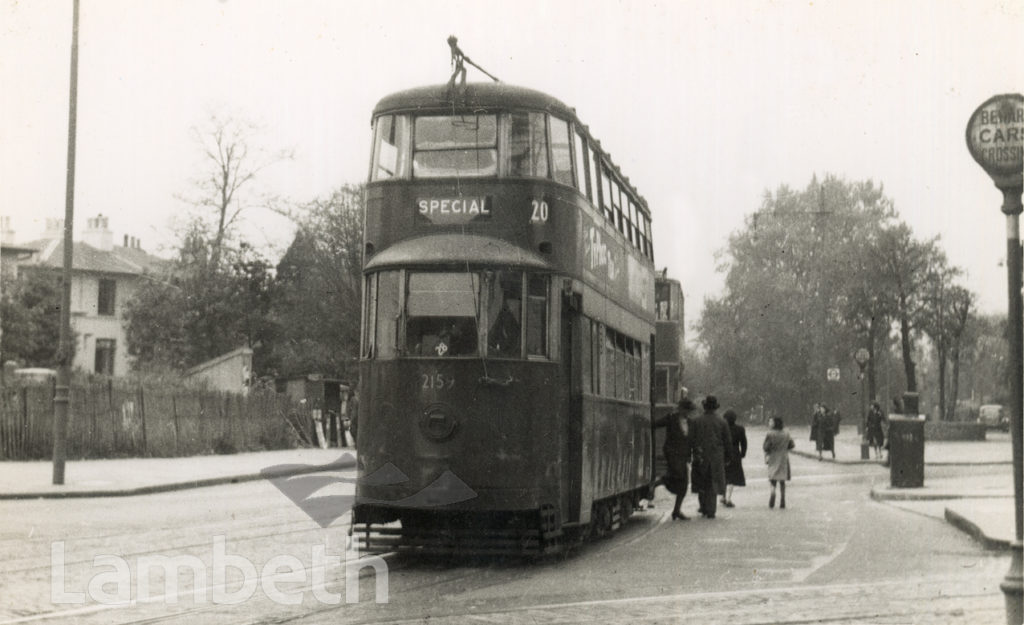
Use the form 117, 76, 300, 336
305, 573, 1004, 625
0, 513, 351, 576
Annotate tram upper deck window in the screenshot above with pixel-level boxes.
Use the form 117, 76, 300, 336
413, 115, 497, 178
574, 130, 588, 199
549, 116, 574, 187
370, 115, 410, 181
598, 169, 606, 220
509, 112, 549, 178
405, 272, 480, 357
588, 145, 601, 212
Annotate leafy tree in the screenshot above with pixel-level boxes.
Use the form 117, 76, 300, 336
919, 262, 975, 420
698, 175, 908, 420
270, 184, 364, 380
0, 270, 67, 367
123, 226, 279, 374
956, 313, 1007, 409
875, 223, 942, 394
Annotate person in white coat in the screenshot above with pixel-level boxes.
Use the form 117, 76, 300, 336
763, 416, 795, 509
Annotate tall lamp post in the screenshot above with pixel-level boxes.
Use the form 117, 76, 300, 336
966, 93, 1023, 624
855, 348, 870, 460
53, 0, 80, 485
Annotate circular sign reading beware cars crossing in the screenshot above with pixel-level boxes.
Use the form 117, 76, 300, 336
966, 93, 1024, 188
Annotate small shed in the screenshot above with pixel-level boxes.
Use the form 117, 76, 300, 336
184, 347, 253, 395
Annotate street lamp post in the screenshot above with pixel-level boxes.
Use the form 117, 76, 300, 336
855, 348, 871, 460
966, 93, 1023, 625
53, 0, 80, 486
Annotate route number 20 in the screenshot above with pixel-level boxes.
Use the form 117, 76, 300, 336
530, 200, 549, 224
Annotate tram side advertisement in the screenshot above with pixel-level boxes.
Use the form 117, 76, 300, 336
582, 214, 652, 314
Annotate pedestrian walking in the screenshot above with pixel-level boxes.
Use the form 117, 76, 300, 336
347, 390, 359, 447
652, 398, 696, 520
866, 401, 886, 459
763, 416, 795, 509
810, 403, 835, 460
689, 395, 732, 519
722, 409, 746, 508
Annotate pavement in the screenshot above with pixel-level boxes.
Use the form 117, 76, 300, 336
0, 428, 1017, 551
788, 424, 1018, 550
0, 447, 356, 499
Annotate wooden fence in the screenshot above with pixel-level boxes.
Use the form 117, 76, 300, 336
0, 381, 315, 460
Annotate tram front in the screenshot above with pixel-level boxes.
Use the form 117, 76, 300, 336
352, 84, 580, 553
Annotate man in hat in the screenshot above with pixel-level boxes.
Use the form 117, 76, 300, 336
689, 394, 733, 519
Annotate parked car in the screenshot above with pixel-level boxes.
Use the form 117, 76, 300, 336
10, 368, 57, 384
978, 404, 1008, 431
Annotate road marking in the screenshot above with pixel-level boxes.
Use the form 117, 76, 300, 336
790, 537, 850, 582
449, 573, 995, 616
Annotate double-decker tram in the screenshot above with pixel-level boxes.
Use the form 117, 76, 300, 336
652, 273, 686, 478
351, 82, 657, 555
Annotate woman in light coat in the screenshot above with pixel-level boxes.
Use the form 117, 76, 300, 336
763, 416, 795, 509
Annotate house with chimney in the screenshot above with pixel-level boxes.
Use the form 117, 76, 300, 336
3, 214, 165, 377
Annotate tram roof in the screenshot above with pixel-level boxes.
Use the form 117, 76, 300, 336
372, 83, 576, 119
365, 233, 550, 271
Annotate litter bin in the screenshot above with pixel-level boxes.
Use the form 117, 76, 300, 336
889, 416, 924, 488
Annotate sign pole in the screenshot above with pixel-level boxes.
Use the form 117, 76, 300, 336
999, 186, 1023, 624
966, 93, 1023, 624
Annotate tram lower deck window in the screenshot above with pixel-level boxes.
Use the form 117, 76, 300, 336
367, 269, 551, 360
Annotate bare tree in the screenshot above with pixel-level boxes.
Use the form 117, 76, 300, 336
179, 113, 292, 270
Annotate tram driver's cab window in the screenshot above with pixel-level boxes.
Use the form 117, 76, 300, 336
486, 271, 522, 357
405, 272, 480, 357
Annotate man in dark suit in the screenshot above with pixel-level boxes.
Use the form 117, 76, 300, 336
689, 395, 733, 519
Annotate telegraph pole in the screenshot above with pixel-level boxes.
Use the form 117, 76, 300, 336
966, 93, 1023, 624
53, 0, 80, 485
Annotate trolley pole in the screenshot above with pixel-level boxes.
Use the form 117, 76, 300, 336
53, 0, 80, 485
966, 93, 1023, 624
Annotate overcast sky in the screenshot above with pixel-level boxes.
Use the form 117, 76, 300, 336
2, 0, 1022, 335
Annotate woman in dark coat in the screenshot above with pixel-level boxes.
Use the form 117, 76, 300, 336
689, 395, 732, 519
810, 403, 833, 460
652, 398, 696, 520
722, 409, 746, 507
865, 401, 886, 459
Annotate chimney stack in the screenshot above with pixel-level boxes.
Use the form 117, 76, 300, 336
1, 216, 14, 245
44, 218, 64, 240
83, 214, 113, 251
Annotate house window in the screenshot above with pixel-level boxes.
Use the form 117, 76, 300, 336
95, 339, 115, 375
98, 279, 116, 316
